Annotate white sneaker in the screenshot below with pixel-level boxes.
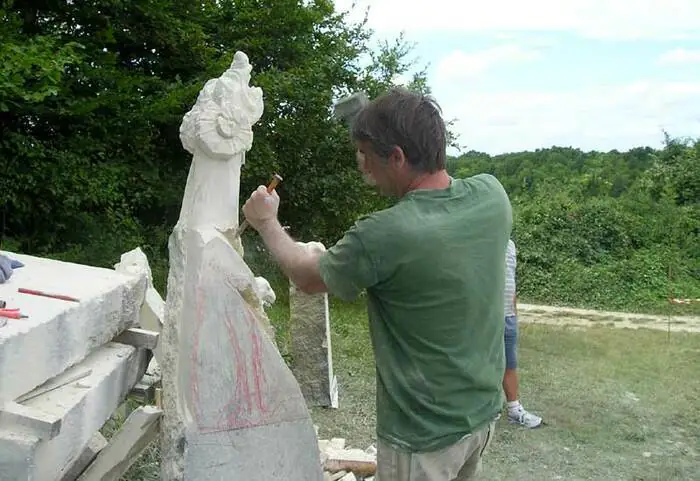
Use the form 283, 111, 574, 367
508, 407, 543, 428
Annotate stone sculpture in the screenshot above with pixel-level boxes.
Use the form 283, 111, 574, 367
177, 51, 263, 251
160, 51, 323, 481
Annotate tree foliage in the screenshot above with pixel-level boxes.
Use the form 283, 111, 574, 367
450, 137, 700, 314
1, 0, 437, 269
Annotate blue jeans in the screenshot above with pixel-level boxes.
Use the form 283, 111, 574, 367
504, 315, 518, 370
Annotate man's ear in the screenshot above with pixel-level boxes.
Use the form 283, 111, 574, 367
388, 145, 407, 168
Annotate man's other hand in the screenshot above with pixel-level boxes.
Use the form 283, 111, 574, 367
242, 185, 280, 231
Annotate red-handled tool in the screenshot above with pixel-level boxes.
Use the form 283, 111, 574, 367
18, 288, 80, 303
0, 308, 28, 319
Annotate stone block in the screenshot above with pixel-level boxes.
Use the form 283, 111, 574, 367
0, 251, 147, 404
160, 50, 320, 481
0, 342, 147, 481
290, 241, 338, 408
114, 247, 165, 363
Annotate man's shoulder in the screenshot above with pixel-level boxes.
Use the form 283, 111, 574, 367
347, 173, 511, 244
455, 174, 512, 223
337, 203, 414, 260
353, 203, 405, 229
457, 173, 507, 194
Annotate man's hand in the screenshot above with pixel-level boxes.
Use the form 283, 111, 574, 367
242, 185, 280, 232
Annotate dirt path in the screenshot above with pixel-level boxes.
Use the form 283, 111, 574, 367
518, 303, 700, 333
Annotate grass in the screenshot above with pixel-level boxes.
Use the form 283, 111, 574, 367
483, 323, 700, 481
118, 296, 700, 481
309, 300, 700, 481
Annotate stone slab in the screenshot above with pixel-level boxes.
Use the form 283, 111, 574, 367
0, 342, 147, 481
160, 228, 322, 481
58, 433, 107, 481
289, 241, 338, 408
76, 405, 161, 481
183, 420, 322, 479
290, 283, 338, 408
0, 429, 39, 481
114, 327, 159, 351
0, 401, 63, 440
0, 251, 147, 404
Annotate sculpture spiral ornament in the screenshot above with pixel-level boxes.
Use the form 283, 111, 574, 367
180, 51, 264, 160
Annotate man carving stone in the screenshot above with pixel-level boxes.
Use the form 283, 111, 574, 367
161, 51, 322, 481
243, 88, 512, 480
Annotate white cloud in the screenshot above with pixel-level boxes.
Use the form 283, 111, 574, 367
435, 81, 700, 154
658, 48, 700, 64
435, 45, 542, 82
334, 0, 700, 40
330, 0, 700, 153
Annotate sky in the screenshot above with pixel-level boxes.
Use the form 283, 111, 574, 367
333, 0, 700, 155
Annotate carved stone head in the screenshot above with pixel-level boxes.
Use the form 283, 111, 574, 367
180, 51, 264, 160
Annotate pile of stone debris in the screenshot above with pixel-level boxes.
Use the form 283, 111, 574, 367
318, 435, 377, 481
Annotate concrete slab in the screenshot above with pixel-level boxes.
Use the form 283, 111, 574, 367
0, 342, 147, 481
0, 251, 147, 404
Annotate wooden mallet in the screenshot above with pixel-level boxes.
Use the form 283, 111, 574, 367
235, 173, 283, 238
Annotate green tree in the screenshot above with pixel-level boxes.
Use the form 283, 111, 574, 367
1, 0, 448, 267
450, 138, 699, 314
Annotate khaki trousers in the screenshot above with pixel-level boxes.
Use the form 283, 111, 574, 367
376, 421, 496, 481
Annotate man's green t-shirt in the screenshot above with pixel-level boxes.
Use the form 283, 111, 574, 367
318, 173, 512, 453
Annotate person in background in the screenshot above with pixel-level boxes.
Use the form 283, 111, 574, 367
242, 87, 512, 480
503, 239, 543, 428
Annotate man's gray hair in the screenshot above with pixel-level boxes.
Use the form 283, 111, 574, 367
351, 87, 447, 173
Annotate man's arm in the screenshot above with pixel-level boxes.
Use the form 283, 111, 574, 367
256, 219, 327, 294
241, 184, 378, 300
